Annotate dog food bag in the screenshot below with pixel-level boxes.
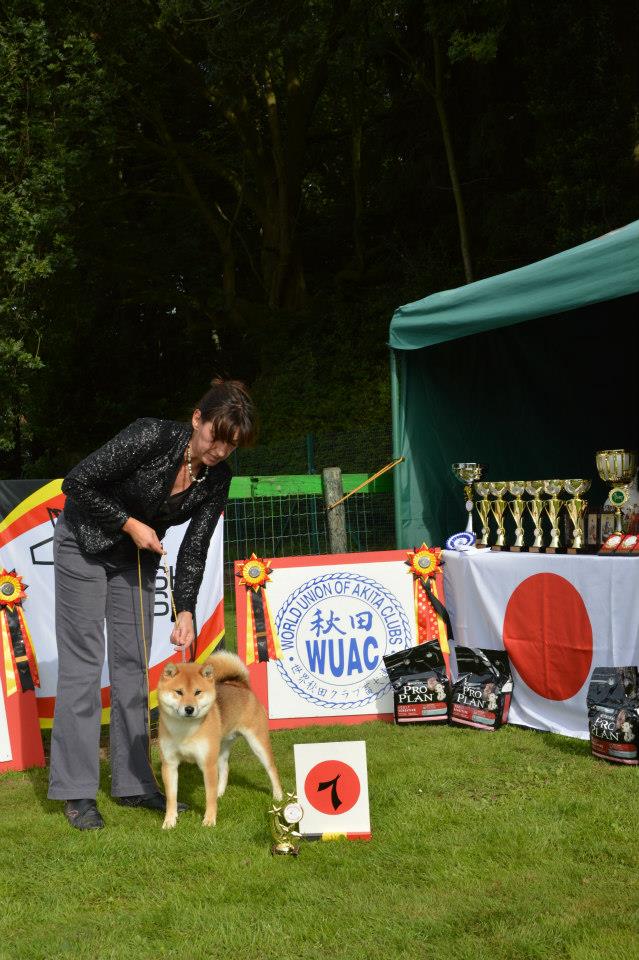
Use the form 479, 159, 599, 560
587, 667, 639, 765
383, 641, 450, 724
449, 647, 513, 731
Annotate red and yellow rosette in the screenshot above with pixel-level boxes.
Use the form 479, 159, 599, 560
405, 545, 450, 655
0, 568, 40, 696
237, 554, 283, 665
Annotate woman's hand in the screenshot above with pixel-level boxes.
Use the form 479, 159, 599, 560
122, 517, 165, 555
170, 611, 195, 649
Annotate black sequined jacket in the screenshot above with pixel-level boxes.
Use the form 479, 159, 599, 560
62, 418, 231, 614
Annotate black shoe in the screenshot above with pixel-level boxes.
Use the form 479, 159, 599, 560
63, 799, 105, 831
116, 791, 188, 813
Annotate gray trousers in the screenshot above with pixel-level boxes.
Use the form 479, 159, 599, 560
48, 515, 160, 800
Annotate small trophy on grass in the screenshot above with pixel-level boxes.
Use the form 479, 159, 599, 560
269, 793, 304, 856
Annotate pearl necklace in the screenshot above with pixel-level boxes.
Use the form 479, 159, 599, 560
186, 443, 209, 484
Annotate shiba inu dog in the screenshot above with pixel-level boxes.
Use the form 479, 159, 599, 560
157, 652, 283, 829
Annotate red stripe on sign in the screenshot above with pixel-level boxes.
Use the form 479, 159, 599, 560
304, 832, 372, 841
269, 714, 394, 730
195, 599, 225, 655
0, 493, 66, 547
236, 549, 406, 571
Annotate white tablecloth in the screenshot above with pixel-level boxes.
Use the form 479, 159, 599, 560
442, 549, 639, 739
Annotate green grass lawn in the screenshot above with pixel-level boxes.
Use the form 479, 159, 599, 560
1, 603, 638, 960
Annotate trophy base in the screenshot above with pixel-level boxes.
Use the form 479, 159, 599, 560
528, 546, 542, 553
271, 842, 300, 857
490, 545, 504, 552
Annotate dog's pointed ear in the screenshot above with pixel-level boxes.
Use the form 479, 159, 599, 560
200, 661, 215, 680
162, 662, 179, 678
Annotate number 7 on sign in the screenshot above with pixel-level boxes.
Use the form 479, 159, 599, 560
317, 773, 342, 811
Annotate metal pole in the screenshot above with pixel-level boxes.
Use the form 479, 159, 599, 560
389, 347, 403, 548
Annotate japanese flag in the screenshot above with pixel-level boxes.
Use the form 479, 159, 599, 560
443, 549, 639, 739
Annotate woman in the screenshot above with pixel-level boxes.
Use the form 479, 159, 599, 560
48, 378, 255, 830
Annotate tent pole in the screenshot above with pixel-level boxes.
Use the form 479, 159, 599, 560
389, 347, 403, 548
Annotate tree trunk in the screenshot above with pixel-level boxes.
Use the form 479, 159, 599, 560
433, 38, 474, 283
351, 52, 365, 275
12, 415, 22, 478
260, 189, 307, 311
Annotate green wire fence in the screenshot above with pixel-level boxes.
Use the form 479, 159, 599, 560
224, 472, 395, 591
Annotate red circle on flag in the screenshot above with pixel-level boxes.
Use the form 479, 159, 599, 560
502, 573, 593, 701
304, 760, 360, 816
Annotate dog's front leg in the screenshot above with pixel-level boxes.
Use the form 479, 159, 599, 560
201, 752, 219, 827
162, 758, 180, 830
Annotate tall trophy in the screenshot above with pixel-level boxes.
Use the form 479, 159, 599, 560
525, 480, 545, 551
451, 463, 486, 533
563, 479, 591, 551
488, 482, 508, 549
543, 479, 564, 551
595, 449, 638, 533
507, 481, 526, 550
269, 793, 304, 856
474, 481, 492, 547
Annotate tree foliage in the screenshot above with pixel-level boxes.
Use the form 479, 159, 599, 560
0, 0, 637, 475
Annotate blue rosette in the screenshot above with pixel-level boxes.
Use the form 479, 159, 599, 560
445, 531, 477, 552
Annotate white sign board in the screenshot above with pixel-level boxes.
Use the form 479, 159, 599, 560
236, 550, 416, 727
294, 740, 371, 838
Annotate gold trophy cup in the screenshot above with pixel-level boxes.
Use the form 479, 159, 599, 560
451, 463, 486, 534
474, 481, 492, 547
595, 449, 638, 533
525, 480, 545, 551
507, 481, 526, 550
543, 479, 564, 551
563, 479, 591, 551
269, 793, 304, 856
488, 482, 508, 549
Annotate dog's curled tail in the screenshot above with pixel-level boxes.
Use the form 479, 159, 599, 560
206, 651, 250, 686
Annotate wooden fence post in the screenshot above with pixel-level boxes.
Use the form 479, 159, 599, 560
322, 467, 348, 554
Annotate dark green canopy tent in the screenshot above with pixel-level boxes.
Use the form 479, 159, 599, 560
389, 221, 639, 547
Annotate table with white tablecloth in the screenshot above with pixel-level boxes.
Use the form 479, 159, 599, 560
442, 549, 639, 739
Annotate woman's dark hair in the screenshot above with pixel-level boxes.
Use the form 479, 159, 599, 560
195, 378, 257, 447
